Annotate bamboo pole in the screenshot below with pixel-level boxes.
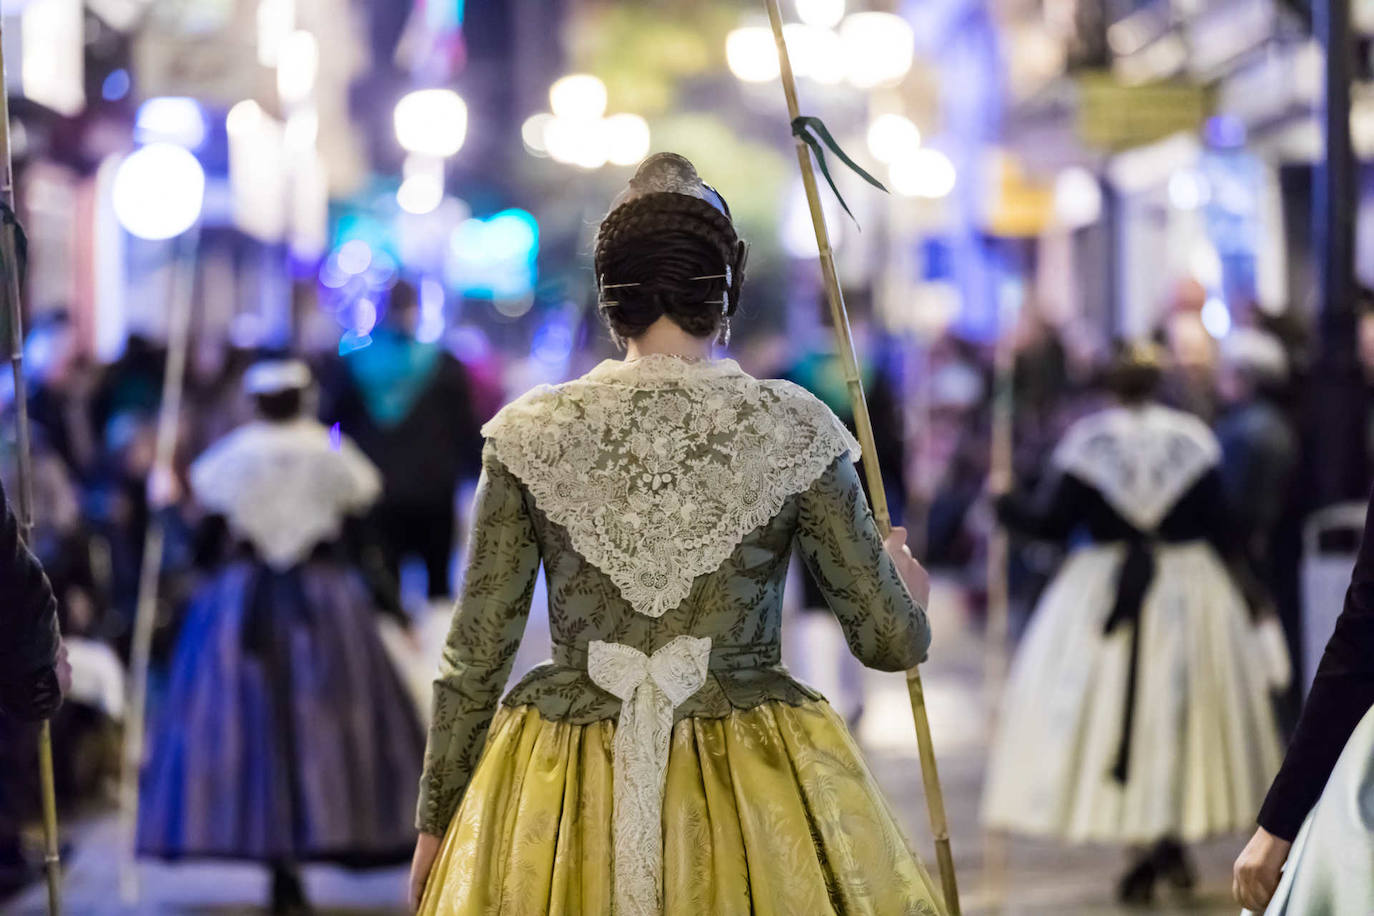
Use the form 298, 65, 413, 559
0, 24, 62, 915
761, 4, 960, 913
118, 225, 199, 903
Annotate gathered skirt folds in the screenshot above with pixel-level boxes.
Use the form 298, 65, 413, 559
419, 700, 945, 916
137, 560, 425, 864
1262, 703, 1374, 915
982, 542, 1282, 845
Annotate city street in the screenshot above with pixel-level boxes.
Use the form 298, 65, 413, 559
10, 583, 1246, 915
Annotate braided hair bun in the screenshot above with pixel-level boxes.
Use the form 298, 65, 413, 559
594, 153, 747, 343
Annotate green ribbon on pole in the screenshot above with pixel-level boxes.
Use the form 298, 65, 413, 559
790, 115, 888, 225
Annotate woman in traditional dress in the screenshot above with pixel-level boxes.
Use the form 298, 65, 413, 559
1233, 488, 1374, 914
138, 360, 425, 915
981, 343, 1282, 905
408, 153, 943, 915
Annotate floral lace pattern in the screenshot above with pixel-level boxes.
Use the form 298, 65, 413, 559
190, 418, 382, 570
588, 636, 712, 916
481, 355, 860, 618
1052, 404, 1221, 532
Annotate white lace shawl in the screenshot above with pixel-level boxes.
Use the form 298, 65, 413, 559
1052, 404, 1221, 532
190, 418, 382, 570
482, 355, 861, 618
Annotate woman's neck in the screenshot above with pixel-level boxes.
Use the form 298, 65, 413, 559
623, 316, 714, 362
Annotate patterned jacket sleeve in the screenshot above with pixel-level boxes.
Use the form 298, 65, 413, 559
416, 446, 541, 835
795, 455, 930, 671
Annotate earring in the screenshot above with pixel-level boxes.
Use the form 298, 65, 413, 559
716, 315, 731, 347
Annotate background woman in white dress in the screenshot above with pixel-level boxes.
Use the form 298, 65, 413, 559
982, 343, 1282, 905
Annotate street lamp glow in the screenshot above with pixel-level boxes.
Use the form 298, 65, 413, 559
544, 116, 608, 169
726, 27, 780, 83
521, 113, 554, 155
112, 143, 206, 240
604, 113, 651, 166
398, 174, 444, 215
796, 0, 844, 28
394, 89, 468, 157
276, 30, 318, 105
1053, 166, 1102, 228
549, 74, 607, 121
135, 97, 208, 149
256, 0, 296, 66
226, 99, 265, 137
840, 12, 914, 88
784, 23, 844, 84
398, 154, 445, 215
889, 148, 956, 199
866, 113, 921, 164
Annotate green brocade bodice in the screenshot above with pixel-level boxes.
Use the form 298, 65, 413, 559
416, 356, 930, 835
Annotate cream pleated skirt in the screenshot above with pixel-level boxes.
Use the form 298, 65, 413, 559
419, 700, 945, 915
982, 542, 1282, 844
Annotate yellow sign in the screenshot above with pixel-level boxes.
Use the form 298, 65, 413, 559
1076, 73, 1212, 151
984, 152, 1055, 238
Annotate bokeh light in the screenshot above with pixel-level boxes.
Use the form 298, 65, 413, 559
726, 27, 780, 83
276, 30, 319, 106
135, 97, 207, 149
604, 113, 651, 167
889, 148, 957, 199
840, 12, 914, 88
867, 114, 921, 165
1053, 167, 1103, 228
549, 74, 608, 121
394, 89, 469, 157
545, 116, 609, 169
522, 113, 555, 155
795, 0, 845, 28
111, 143, 205, 240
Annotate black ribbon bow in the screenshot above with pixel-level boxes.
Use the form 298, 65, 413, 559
790, 115, 887, 225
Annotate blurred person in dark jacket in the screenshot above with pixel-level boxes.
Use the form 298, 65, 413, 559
321, 280, 482, 604
0, 476, 70, 899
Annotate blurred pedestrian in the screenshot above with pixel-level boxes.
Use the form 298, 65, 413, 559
322, 280, 481, 608
982, 341, 1282, 905
0, 476, 69, 900
137, 359, 424, 915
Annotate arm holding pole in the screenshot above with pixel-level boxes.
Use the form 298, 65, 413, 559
761, 3, 961, 912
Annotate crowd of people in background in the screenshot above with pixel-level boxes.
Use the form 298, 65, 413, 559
0, 268, 1369, 905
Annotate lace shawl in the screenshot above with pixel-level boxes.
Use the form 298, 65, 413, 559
481, 355, 861, 618
1052, 404, 1221, 532
190, 418, 382, 570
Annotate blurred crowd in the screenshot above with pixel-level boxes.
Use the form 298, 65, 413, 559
1, 271, 1370, 898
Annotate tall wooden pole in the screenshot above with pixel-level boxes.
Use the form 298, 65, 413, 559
118, 225, 199, 903
0, 25, 62, 916
761, 4, 961, 913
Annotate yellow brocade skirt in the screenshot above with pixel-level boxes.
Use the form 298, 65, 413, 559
419, 700, 945, 916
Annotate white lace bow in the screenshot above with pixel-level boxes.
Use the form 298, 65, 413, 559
588, 636, 712, 916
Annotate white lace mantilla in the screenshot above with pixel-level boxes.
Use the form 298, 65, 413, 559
1052, 404, 1221, 532
588, 636, 712, 916
190, 418, 382, 570
482, 355, 860, 618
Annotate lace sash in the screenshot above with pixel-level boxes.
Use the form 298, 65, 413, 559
588, 636, 712, 916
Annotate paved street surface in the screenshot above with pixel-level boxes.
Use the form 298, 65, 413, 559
11, 582, 1246, 914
